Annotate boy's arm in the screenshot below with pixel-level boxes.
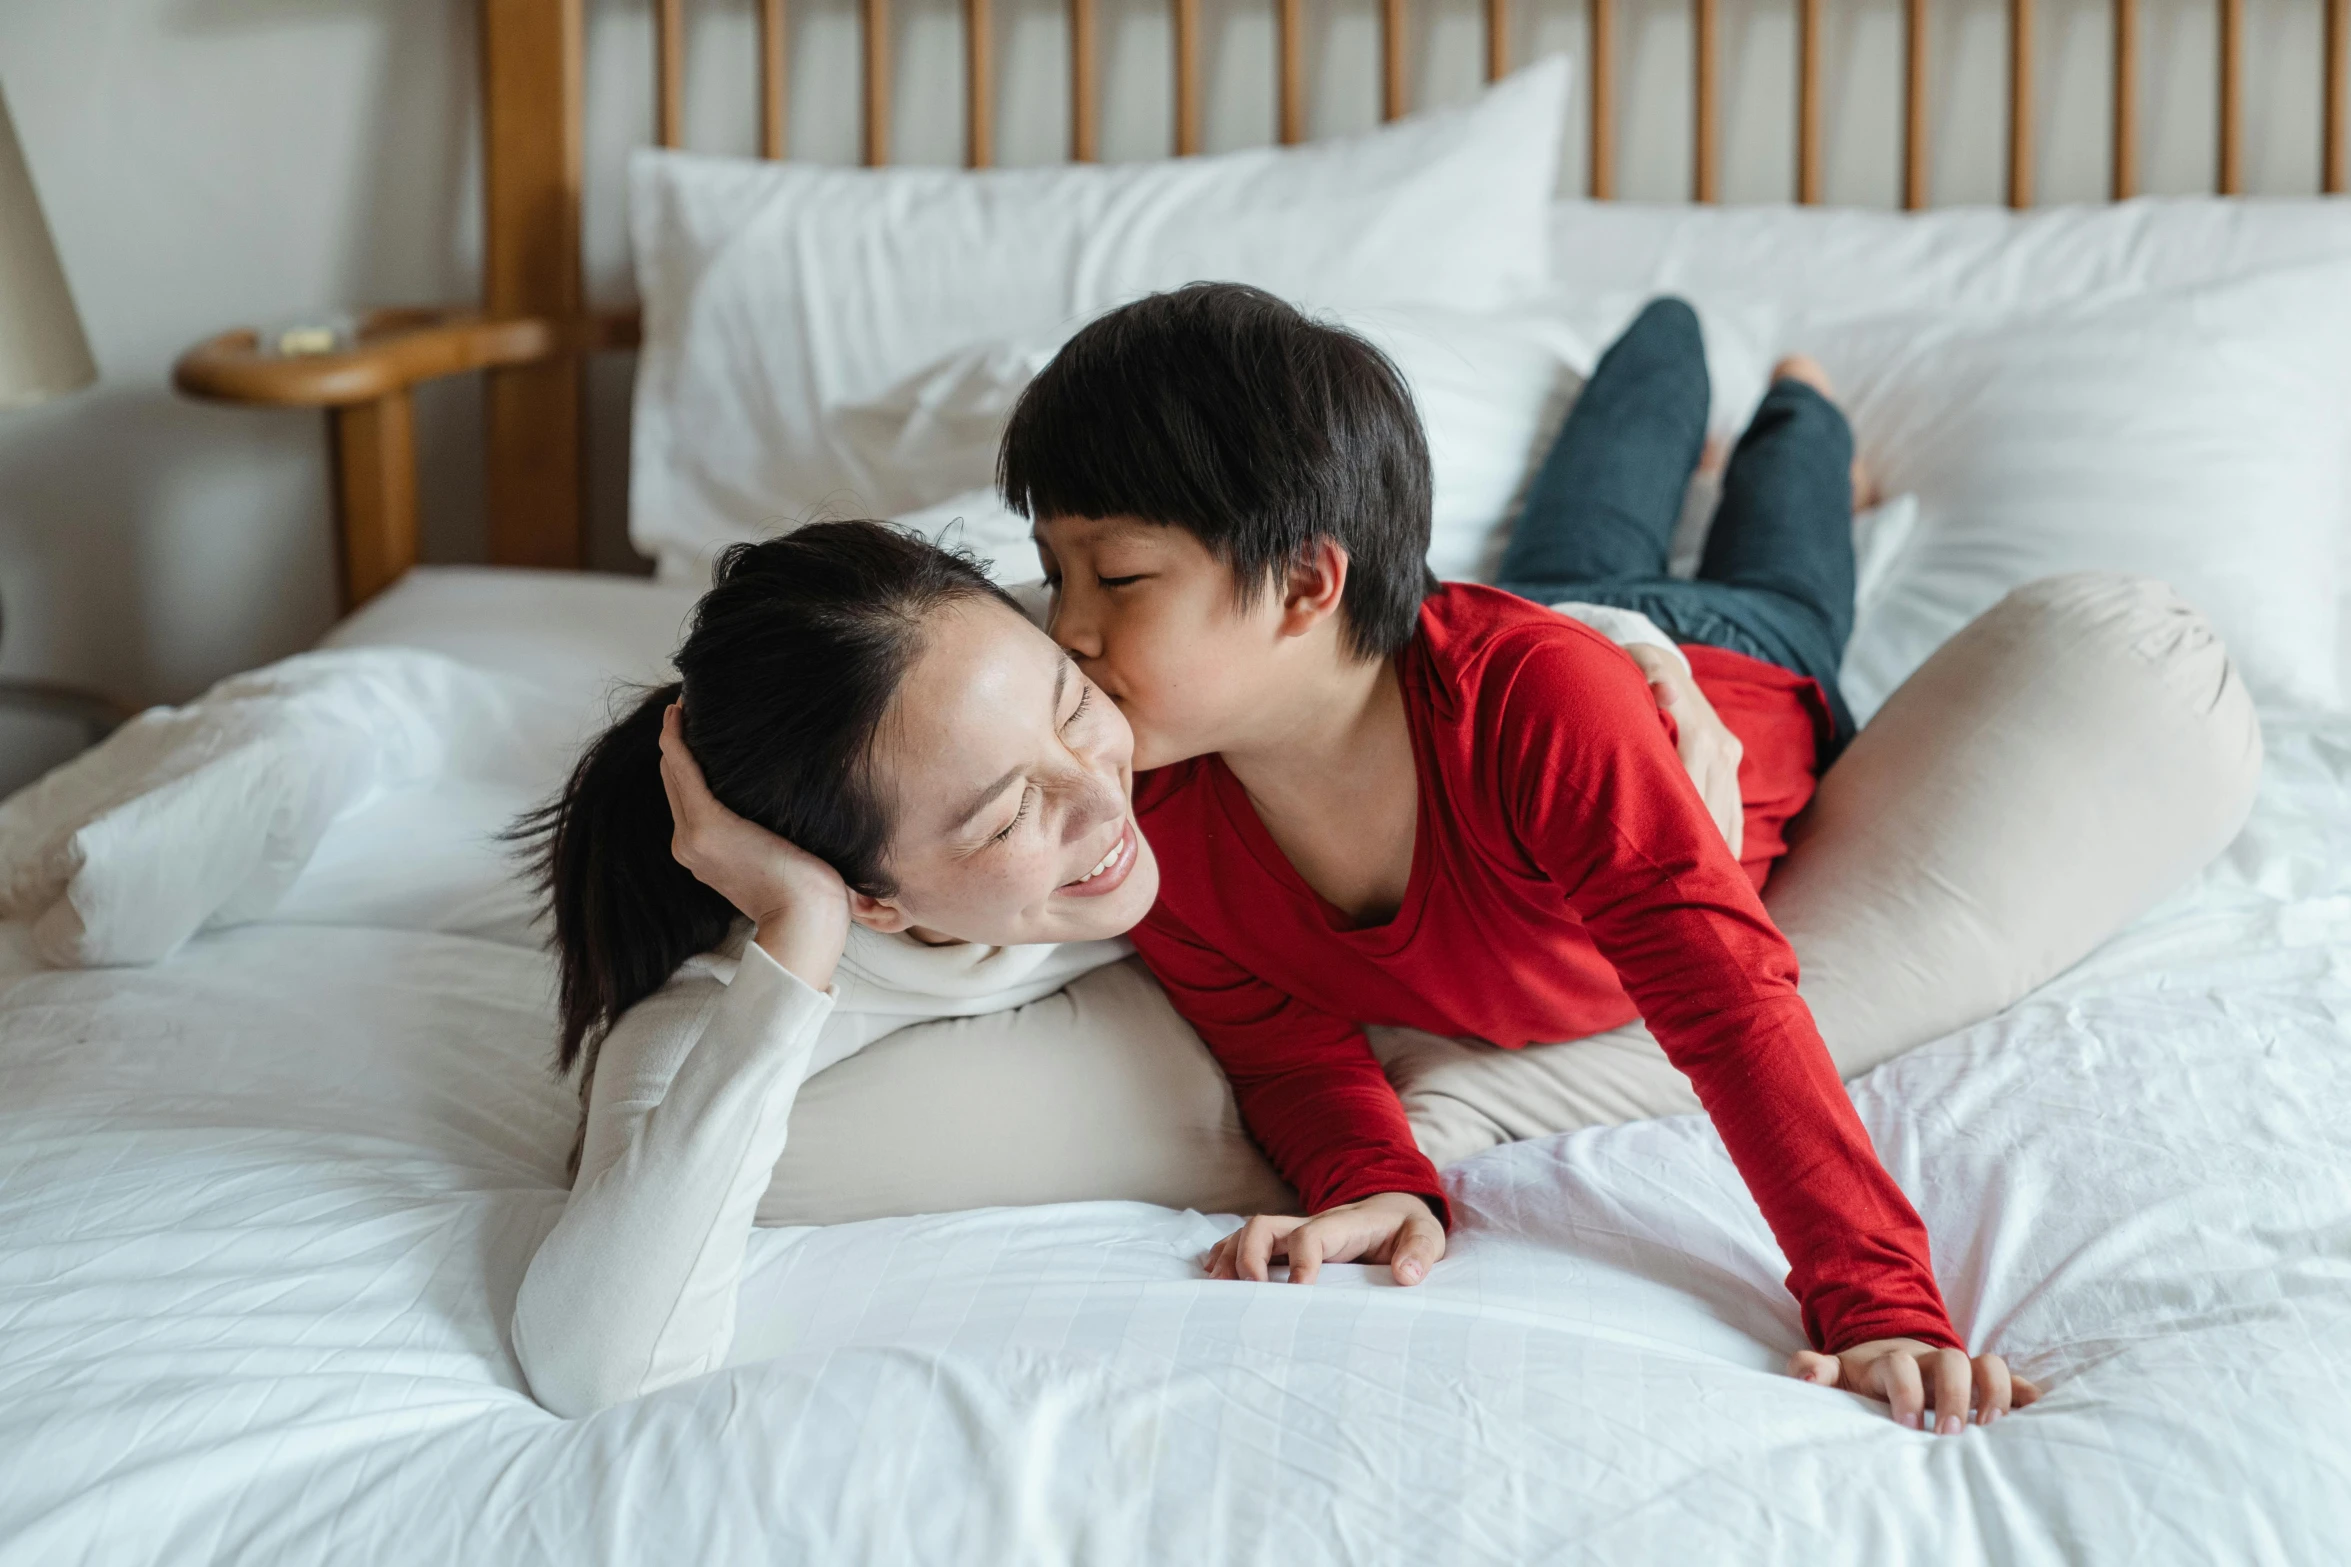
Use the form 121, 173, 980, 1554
1495, 632, 1960, 1355
1126, 903, 1448, 1225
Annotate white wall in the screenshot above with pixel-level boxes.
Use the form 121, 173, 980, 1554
0, 0, 2336, 754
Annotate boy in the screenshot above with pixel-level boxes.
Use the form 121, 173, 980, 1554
1001, 285, 2035, 1432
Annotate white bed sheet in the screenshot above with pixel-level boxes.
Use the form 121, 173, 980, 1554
263, 568, 704, 950
4, 566, 2351, 1562
319, 564, 701, 714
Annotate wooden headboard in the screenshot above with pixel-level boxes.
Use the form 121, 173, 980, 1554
174, 0, 2351, 613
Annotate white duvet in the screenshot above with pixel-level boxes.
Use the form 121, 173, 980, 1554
2, 641, 2349, 1560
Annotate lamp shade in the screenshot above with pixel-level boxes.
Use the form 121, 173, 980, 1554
0, 83, 95, 410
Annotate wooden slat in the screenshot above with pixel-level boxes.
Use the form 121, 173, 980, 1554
480, 0, 585, 571
330, 395, 418, 611
2008, 0, 2033, 206
1070, 0, 1097, 160
2112, 0, 2137, 196
655, 0, 684, 148
864, 0, 890, 165
758, 0, 787, 158
1486, 0, 1508, 81
1278, 0, 1306, 143
1382, 0, 1407, 120
1693, 0, 1717, 201
1903, 0, 1929, 209
966, 0, 993, 166
1590, 0, 1615, 198
2329, 0, 2347, 193
1175, 0, 1201, 153
2217, 0, 2242, 193
1797, 0, 1822, 202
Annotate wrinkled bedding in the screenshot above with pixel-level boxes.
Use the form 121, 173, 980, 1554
1, 697, 2347, 1563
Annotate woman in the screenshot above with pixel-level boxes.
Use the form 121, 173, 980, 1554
509, 522, 1153, 1417
509, 520, 1741, 1419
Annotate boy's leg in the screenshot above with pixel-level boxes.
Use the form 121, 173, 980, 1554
1558, 364, 1860, 747
1496, 321, 1863, 747
1494, 296, 1709, 590
1697, 365, 1859, 666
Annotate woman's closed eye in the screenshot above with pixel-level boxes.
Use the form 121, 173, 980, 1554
987, 786, 1034, 846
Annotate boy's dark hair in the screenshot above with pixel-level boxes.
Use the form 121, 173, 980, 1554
998, 282, 1437, 660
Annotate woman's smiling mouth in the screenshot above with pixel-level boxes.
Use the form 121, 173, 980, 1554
1057, 820, 1138, 898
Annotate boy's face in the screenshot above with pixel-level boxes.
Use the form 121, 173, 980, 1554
1032, 515, 1292, 772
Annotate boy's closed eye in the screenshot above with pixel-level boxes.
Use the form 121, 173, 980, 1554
1040, 571, 1150, 592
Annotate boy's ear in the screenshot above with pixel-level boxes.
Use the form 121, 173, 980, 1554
1276, 537, 1351, 640
847, 891, 913, 934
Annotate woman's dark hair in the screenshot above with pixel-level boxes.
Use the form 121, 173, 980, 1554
513, 520, 1015, 1074
998, 281, 1437, 660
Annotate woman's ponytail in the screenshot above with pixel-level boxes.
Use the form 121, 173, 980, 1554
513, 681, 737, 1072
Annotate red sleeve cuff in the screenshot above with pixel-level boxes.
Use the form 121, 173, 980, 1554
1313, 1156, 1451, 1231
1813, 1306, 1964, 1355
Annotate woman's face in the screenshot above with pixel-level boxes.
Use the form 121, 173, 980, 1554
854, 595, 1160, 948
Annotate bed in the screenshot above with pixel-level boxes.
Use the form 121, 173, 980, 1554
3, 592, 2349, 1560
8, 3, 2351, 1562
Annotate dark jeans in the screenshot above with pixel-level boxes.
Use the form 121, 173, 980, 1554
1496, 296, 1859, 747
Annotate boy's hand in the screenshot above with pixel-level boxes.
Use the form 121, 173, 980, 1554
1203, 1191, 1446, 1286
1788, 1339, 2043, 1432
1625, 644, 1744, 858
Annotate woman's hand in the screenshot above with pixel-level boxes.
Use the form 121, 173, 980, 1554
1626, 644, 1744, 859
1788, 1338, 2043, 1432
657, 703, 852, 992
1203, 1191, 1447, 1287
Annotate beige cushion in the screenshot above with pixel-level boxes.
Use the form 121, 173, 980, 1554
761, 572, 2260, 1219
761, 956, 1297, 1221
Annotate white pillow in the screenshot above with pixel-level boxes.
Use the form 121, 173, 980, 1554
834, 297, 1784, 589
892, 484, 1037, 582
1816, 263, 2351, 717
628, 58, 1572, 581
837, 307, 1604, 587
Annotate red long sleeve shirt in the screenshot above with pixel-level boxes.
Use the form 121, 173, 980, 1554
1130, 584, 1959, 1354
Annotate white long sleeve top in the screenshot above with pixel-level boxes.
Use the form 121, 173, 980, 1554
511, 927, 1121, 1417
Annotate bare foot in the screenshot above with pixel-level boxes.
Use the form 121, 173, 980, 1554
1770, 353, 1836, 397
1850, 453, 1881, 511
1772, 353, 1878, 509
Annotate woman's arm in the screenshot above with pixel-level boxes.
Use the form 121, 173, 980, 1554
511, 702, 854, 1416
1623, 644, 1744, 859
1551, 602, 1744, 856
511, 942, 832, 1416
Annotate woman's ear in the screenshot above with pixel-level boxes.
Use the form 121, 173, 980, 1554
847, 890, 914, 934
